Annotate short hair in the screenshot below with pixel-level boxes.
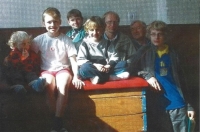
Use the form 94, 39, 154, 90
130, 20, 146, 28
147, 20, 168, 36
7, 31, 32, 49
42, 7, 61, 22
84, 16, 105, 32
102, 11, 120, 23
67, 9, 83, 20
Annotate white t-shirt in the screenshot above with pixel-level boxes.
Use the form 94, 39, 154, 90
32, 33, 77, 71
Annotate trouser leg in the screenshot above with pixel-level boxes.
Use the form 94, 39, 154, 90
25, 72, 39, 83
111, 61, 127, 75
79, 62, 109, 82
168, 107, 188, 132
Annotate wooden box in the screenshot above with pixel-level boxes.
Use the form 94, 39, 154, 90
65, 88, 147, 132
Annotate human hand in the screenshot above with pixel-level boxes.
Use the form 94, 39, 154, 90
21, 49, 29, 60
93, 63, 104, 72
72, 77, 85, 89
188, 110, 195, 120
147, 77, 161, 91
101, 65, 111, 73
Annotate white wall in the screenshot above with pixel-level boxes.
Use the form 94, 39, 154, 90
0, 0, 199, 28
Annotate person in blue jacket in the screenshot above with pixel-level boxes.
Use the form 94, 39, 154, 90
139, 20, 195, 132
66, 9, 86, 51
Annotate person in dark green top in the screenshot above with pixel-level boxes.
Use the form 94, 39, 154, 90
66, 9, 86, 51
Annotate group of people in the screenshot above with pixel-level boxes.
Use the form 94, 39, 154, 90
0, 7, 195, 132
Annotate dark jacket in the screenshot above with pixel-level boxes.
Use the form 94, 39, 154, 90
139, 44, 194, 111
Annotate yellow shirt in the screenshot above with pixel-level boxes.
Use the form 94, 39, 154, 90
157, 44, 169, 58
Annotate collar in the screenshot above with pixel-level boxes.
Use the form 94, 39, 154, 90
104, 33, 118, 41
157, 44, 169, 58
73, 27, 84, 32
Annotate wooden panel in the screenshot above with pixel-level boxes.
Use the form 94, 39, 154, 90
67, 89, 144, 117
67, 95, 143, 117
94, 96, 143, 116
100, 114, 145, 132
70, 88, 144, 98
65, 113, 145, 132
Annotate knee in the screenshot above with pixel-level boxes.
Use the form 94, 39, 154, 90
79, 63, 93, 72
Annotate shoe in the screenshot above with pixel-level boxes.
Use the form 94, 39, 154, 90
29, 77, 46, 92
50, 128, 68, 132
109, 72, 130, 81
90, 76, 100, 84
10, 84, 27, 95
116, 72, 130, 79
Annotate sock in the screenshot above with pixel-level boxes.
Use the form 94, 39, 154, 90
52, 117, 63, 130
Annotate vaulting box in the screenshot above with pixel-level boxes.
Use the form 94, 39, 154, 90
65, 77, 148, 132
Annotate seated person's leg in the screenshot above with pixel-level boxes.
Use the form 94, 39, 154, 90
79, 62, 109, 84
53, 69, 72, 130
55, 69, 72, 116
26, 72, 46, 92
41, 72, 56, 114
6, 70, 27, 94
109, 61, 130, 81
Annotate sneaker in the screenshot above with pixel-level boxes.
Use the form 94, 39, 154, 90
10, 84, 27, 95
90, 76, 100, 84
29, 77, 46, 92
109, 72, 130, 81
116, 71, 130, 79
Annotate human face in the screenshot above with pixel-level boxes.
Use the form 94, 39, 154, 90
68, 16, 83, 29
17, 38, 30, 51
131, 22, 146, 41
88, 27, 104, 42
150, 30, 165, 47
104, 14, 119, 34
43, 14, 61, 37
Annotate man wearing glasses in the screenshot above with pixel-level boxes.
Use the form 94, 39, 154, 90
102, 11, 136, 66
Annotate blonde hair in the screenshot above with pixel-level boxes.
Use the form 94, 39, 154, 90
7, 31, 31, 49
147, 20, 168, 37
84, 16, 105, 33
42, 7, 61, 22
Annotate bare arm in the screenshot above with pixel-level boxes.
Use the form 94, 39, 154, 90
69, 55, 85, 89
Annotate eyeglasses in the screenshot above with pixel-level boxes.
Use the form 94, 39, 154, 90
105, 21, 119, 25
150, 33, 164, 38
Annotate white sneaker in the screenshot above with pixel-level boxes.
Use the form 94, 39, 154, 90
90, 76, 100, 84
117, 72, 130, 79
109, 72, 130, 81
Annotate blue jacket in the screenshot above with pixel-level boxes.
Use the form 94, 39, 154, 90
66, 27, 86, 51
139, 44, 194, 111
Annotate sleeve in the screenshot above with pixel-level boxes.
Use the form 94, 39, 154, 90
126, 37, 136, 64
127, 45, 151, 75
137, 48, 155, 80
6, 49, 21, 67
31, 37, 40, 54
31, 51, 41, 74
107, 44, 119, 67
77, 42, 90, 66
67, 40, 77, 58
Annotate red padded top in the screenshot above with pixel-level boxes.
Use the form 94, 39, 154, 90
70, 77, 149, 91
